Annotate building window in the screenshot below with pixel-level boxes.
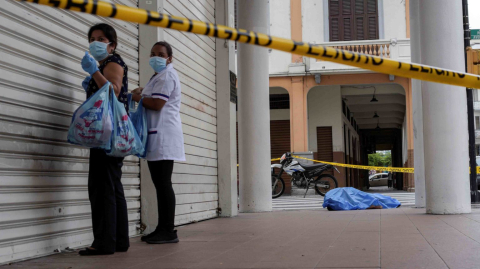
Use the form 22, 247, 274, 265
269, 94, 290, 109
328, 0, 379, 41
476, 116, 480, 130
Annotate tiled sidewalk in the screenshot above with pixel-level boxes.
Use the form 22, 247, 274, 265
7, 207, 480, 269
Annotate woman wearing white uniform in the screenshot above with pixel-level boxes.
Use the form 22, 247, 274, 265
131, 41, 185, 244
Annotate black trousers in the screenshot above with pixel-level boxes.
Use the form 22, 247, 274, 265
147, 160, 175, 232
88, 148, 130, 253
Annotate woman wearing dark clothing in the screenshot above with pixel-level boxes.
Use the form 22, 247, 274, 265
79, 23, 130, 256
131, 41, 185, 244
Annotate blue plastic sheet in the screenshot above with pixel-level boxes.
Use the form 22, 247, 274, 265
127, 94, 147, 158
322, 187, 401, 211
67, 82, 113, 150
106, 89, 145, 157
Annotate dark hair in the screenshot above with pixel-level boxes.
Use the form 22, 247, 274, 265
88, 23, 118, 55
153, 41, 173, 58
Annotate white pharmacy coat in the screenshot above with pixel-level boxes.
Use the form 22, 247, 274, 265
141, 64, 185, 161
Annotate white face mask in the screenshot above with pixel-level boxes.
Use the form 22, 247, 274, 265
89, 41, 111, 61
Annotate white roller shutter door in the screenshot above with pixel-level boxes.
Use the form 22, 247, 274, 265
164, 0, 219, 225
0, 0, 140, 264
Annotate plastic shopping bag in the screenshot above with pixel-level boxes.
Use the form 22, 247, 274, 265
107, 89, 145, 157
67, 82, 113, 150
127, 94, 148, 158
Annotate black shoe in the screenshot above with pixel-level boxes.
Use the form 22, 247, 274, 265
79, 248, 114, 256
146, 230, 179, 244
141, 230, 162, 242
116, 247, 129, 252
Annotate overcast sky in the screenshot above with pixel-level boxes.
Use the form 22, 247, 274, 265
470, 0, 480, 29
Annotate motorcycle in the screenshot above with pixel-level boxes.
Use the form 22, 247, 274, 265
271, 152, 339, 198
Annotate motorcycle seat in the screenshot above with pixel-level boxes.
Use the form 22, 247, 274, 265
301, 163, 329, 171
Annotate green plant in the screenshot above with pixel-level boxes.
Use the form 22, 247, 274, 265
368, 152, 392, 167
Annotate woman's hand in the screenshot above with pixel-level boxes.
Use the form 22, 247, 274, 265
132, 87, 143, 95
132, 92, 142, 103
82, 76, 91, 92
81, 51, 99, 76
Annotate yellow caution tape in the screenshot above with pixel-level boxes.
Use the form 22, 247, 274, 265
472, 167, 480, 174
239, 156, 480, 174
19, 0, 480, 89
293, 156, 480, 175
292, 155, 415, 173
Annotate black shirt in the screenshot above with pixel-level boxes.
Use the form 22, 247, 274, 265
86, 54, 129, 112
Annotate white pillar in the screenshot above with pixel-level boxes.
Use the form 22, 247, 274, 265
419, 0, 471, 214
216, 0, 238, 217
139, 0, 164, 233
410, 0, 425, 208
237, 0, 272, 212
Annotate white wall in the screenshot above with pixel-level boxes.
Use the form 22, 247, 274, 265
383, 0, 407, 39
302, 0, 324, 43
307, 86, 343, 152
269, 0, 291, 74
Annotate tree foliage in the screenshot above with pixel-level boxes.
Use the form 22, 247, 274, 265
368, 152, 392, 167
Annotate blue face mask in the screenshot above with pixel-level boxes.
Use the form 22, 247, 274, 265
149, 56, 167, 73
89, 41, 110, 61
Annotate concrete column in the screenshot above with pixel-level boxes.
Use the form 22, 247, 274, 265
238, 0, 272, 212
410, 0, 425, 207
405, 82, 414, 191
291, 77, 308, 152
216, 0, 238, 217
139, 0, 164, 233
419, 0, 471, 214
290, 0, 303, 63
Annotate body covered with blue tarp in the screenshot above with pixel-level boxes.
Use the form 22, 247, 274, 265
323, 187, 401, 211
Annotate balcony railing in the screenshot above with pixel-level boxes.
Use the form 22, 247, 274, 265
322, 42, 391, 58
307, 39, 411, 74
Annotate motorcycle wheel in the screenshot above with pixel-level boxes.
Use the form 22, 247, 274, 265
272, 176, 285, 199
314, 174, 338, 196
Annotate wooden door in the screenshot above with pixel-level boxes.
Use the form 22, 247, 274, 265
317, 127, 334, 175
